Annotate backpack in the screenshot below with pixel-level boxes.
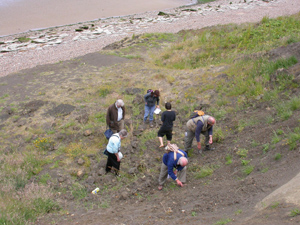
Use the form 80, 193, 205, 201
165, 144, 185, 160
189, 110, 205, 119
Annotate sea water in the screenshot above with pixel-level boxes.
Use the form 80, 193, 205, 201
0, 0, 196, 36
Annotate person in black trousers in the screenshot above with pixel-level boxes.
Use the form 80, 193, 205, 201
157, 102, 176, 148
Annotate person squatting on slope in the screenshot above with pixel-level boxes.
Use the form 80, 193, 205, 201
143, 89, 160, 128
106, 99, 126, 134
105, 129, 128, 176
184, 114, 216, 154
157, 102, 176, 148
158, 144, 188, 190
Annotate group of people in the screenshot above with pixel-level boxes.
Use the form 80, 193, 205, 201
104, 90, 216, 190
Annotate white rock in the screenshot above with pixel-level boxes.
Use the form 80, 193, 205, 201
32, 38, 48, 43
59, 33, 69, 38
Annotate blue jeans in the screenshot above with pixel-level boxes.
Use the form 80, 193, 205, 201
144, 105, 156, 122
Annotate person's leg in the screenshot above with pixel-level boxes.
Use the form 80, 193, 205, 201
158, 127, 165, 147
202, 130, 211, 150
177, 167, 187, 183
184, 129, 194, 154
110, 154, 120, 174
158, 163, 168, 189
166, 129, 172, 144
158, 137, 164, 147
106, 154, 113, 172
149, 105, 156, 122
143, 105, 150, 121
116, 120, 124, 132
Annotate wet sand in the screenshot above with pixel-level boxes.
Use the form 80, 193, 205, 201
0, 0, 195, 36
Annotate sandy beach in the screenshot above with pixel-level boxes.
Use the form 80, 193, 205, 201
0, 0, 300, 78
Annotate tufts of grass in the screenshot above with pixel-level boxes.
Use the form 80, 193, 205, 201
17, 36, 31, 42
213, 218, 232, 225
286, 127, 300, 150
236, 148, 248, 158
71, 182, 87, 200
289, 208, 300, 217
225, 154, 232, 165
262, 143, 270, 154
194, 165, 214, 179
242, 165, 254, 175
241, 159, 250, 166
274, 153, 282, 160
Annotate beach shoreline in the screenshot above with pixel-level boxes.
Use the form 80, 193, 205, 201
0, 0, 300, 78
0, 0, 196, 37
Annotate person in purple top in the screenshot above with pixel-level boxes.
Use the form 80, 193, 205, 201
158, 144, 188, 190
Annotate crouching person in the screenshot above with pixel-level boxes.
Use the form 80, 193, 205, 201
158, 143, 188, 190
105, 129, 128, 176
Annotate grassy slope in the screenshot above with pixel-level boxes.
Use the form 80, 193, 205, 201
0, 13, 300, 224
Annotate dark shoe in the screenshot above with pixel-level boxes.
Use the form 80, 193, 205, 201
204, 145, 211, 151
150, 121, 154, 128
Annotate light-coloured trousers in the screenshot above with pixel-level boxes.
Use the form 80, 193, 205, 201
184, 129, 209, 152
158, 163, 186, 186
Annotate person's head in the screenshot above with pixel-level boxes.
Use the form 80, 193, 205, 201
116, 99, 124, 108
178, 157, 188, 167
153, 90, 160, 97
119, 129, 128, 139
207, 116, 216, 126
165, 102, 171, 110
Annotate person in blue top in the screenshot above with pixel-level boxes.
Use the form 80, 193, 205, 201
105, 129, 128, 176
158, 144, 188, 190
143, 89, 160, 128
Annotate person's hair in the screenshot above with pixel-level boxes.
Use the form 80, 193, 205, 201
119, 129, 128, 138
116, 99, 124, 107
153, 90, 160, 97
165, 102, 171, 110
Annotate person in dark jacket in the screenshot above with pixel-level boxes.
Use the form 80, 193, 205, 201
158, 102, 176, 148
158, 144, 188, 190
144, 90, 160, 128
106, 99, 126, 133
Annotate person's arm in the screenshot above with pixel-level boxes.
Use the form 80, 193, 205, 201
115, 152, 120, 162
195, 121, 204, 143
156, 97, 160, 107
167, 155, 177, 181
208, 126, 213, 144
144, 93, 151, 103
195, 121, 204, 149
106, 107, 111, 126
161, 112, 165, 122
122, 106, 125, 120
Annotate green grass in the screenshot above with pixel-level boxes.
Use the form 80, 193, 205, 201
213, 218, 232, 225
242, 165, 254, 175
289, 208, 300, 217
286, 127, 300, 150
194, 165, 214, 179
225, 154, 232, 165
153, 16, 300, 69
274, 153, 282, 160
